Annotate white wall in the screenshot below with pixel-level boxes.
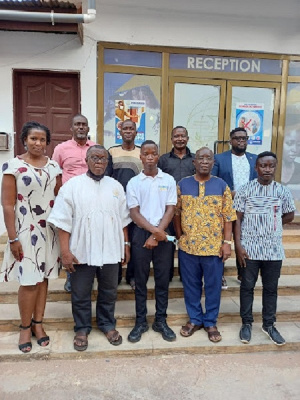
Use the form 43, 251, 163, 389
88, 0, 300, 55
0, 30, 97, 234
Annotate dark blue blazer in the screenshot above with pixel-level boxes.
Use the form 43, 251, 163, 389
211, 150, 257, 191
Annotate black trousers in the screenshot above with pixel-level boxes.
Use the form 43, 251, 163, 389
240, 259, 282, 327
70, 263, 118, 334
131, 225, 173, 324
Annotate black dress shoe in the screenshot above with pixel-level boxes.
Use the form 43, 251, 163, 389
152, 321, 176, 342
128, 323, 149, 343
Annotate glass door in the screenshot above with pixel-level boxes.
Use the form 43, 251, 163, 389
225, 81, 281, 154
168, 77, 226, 154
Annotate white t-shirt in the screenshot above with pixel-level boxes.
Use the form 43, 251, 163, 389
126, 168, 177, 227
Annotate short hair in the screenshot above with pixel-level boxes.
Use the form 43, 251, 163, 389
141, 140, 158, 151
171, 126, 188, 136
120, 120, 136, 130
256, 151, 277, 164
72, 114, 88, 124
86, 145, 107, 157
20, 121, 51, 146
230, 127, 247, 137
195, 146, 213, 157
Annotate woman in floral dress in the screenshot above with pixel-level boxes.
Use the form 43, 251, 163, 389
1, 121, 62, 353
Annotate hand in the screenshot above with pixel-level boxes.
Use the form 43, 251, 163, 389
10, 241, 24, 262
151, 227, 167, 242
219, 243, 231, 262
235, 245, 250, 268
143, 235, 159, 249
121, 245, 131, 265
61, 251, 79, 273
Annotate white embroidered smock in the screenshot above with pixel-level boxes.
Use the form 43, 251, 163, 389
48, 174, 131, 267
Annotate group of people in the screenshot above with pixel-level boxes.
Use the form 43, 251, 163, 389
0, 115, 295, 353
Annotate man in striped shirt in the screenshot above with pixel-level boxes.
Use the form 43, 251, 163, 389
234, 151, 295, 346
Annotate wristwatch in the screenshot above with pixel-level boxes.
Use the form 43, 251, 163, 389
223, 240, 232, 245
124, 242, 131, 247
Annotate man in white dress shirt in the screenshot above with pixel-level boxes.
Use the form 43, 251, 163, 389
48, 145, 131, 351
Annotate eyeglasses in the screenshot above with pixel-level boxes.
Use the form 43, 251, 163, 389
231, 136, 249, 142
195, 156, 213, 162
88, 156, 108, 163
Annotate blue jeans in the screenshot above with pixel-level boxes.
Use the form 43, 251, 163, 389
179, 250, 223, 327
240, 259, 282, 327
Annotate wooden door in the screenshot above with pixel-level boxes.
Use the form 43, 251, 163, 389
14, 70, 80, 157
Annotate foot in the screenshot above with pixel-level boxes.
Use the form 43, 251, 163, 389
262, 325, 286, 346
128, 323, 149, 343
204, 326, 222, 343
73, 332, 88, 351
19, 324, 32, 353
180, 321, 204, 337
31, 319, 50, 347
105, 329, 122, 346
152, 321, 176, 342
239, 324, 252, 344
64, 278, 71, 293
221, 276, 228, 290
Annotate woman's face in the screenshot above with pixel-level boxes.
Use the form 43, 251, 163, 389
283, 129, 300, 163
24, 129, 47, 157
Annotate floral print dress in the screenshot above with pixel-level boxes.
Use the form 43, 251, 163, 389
0, 157, 61, 285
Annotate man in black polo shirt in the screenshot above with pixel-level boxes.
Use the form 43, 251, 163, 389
158, 126, 195, 280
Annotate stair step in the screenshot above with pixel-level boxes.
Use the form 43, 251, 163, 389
0, 321, 299, 362
0, 275, 299, 304
0, 296, 299, 332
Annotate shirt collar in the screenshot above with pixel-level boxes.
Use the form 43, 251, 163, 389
170, 147, 192, 158
140, 167, 163, 180
71, 137, 91, 147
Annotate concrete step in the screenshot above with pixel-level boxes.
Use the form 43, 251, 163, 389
56, 258, 300, 279
0, 275, 300, 304
0, 321, 299, 362
2, 274, 300, 303
1, 296, 299, 333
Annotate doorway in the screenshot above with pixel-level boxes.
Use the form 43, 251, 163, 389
13, 70, 80, 157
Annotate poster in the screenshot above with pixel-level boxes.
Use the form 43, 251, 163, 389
236, 103, 264, 145
114, 99, 146, 145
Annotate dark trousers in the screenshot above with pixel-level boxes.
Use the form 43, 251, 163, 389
240, 259, 282, 327
179, 250, 223, 327
131, 226, 173, 324
70, 263, 119, 334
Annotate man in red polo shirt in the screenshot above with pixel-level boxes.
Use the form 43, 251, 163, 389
52, 114, 96, 292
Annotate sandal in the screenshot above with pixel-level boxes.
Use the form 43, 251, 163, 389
74, 332, 88, 352
31, 319, 50, 347
105, 329, 122, 346
180, 321, 204, 337
204, 326, 222, 343
19, 324, 32, 353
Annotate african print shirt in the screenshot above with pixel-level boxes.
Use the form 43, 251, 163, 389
234, 179, 296, 260
175, 176, 236, 256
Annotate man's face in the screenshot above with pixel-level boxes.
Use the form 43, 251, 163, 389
86, 148, 108, 176
193, 148, 214, 176
120, 121, 137, 144
71, 116, 89, 142
171, 128, 189, 151
140, 144, 159, 169
256, 156, 277, 185
230, 130, 249, 154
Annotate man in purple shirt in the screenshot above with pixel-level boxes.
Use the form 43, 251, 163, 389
52, 114, 96, 292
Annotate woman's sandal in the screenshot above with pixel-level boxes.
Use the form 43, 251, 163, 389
19, 324, 32, 353
31, 319, 50, 347
204, 326, 222, 343
73, 332, 88, 351
105, 329, 122, 346
180, 321, 204, 337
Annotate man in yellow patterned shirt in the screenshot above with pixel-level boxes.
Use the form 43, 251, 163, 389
173, 147, 236, 343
